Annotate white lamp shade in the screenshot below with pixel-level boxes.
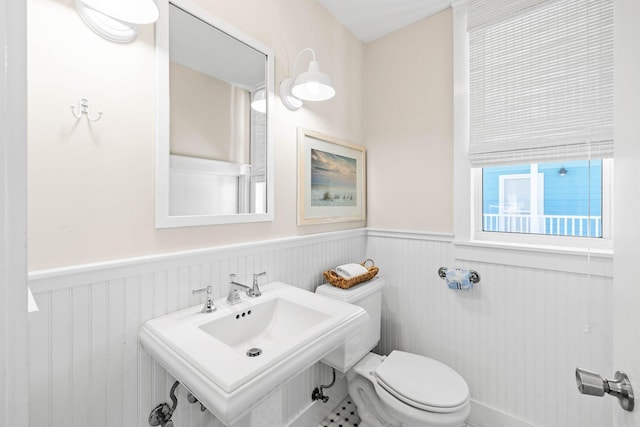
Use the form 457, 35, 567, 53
291, 61, 335, 101
251, 89, 267, 113
79, 0, 159, 24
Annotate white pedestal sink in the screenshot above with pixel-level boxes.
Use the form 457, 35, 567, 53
139, 281, 368, 426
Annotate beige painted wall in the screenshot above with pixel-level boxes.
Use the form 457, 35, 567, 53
27, 0, 364, 270
364, 9, 453, 232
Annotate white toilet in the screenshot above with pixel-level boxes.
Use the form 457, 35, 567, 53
316, 277, 470, 427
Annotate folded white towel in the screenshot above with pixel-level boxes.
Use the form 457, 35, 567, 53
335, 263, 368, 278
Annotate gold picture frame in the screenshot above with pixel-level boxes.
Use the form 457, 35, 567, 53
297, 129, 366, 225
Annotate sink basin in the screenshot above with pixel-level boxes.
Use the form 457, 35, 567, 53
198, 297, 332, 350
139, 281, 368, 425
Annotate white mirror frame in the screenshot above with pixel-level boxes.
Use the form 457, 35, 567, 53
155, 0, 275, 228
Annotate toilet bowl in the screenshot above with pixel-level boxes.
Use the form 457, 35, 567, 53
350, 351, 470, 427
316, 277, 470, 427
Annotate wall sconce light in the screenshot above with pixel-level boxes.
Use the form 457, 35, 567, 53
251, 89, 267, 114
280, 48, 335, 111
559, 166, 568, 176
75, 0, 159, 43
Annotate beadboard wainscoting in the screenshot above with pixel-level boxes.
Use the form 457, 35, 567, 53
27, 229, 367, 427
367, 229, 614, 427
27, 227, 615, 427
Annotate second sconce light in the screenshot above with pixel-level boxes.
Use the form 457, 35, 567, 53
280, 48, 336, 111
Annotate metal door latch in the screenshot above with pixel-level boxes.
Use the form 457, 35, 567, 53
576, 368, 634, 411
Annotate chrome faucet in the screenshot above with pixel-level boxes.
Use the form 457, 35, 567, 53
227, 274, 252, 304
192, 286, 216, 313
227, 272, 267, 304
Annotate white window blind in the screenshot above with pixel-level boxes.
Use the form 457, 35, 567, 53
467, 0, 613, 167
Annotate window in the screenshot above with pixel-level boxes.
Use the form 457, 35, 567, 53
481, 159, 609, 238
461, 0, 614, 244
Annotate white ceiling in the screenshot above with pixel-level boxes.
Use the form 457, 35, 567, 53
316, 0, 453, 43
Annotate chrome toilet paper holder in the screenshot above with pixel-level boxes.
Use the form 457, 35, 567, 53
576, 367, 634, 411
437, 266, 481, 284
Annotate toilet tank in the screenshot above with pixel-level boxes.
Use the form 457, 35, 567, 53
315, 277, 385, 372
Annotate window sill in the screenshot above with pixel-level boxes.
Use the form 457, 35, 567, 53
454, 239, 613, 277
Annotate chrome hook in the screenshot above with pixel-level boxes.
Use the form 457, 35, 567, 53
70, 98, 103, 122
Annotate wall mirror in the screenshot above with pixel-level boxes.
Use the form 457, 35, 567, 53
156, 0, 274, 228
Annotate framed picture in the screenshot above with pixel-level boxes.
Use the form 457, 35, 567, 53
297, 129, 366, 225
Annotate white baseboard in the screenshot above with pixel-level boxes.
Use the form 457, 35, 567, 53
286, 377, 348, 427
467, 400, 534, 427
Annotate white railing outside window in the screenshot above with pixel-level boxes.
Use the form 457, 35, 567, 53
483, 214, 602, 238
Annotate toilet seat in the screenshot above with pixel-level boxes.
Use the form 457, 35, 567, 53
375, 351, 469, 413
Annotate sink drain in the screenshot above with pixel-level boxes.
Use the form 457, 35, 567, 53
246, 347, 262, 357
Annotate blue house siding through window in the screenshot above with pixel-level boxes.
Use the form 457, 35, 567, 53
482, 160, 602, 237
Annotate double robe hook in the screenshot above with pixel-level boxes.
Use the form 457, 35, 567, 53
70, 98, 103, 122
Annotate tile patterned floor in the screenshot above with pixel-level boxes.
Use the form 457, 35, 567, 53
318, 396, 361, 427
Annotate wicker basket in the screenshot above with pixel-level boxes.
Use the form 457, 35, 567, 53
323, 259, 379, 289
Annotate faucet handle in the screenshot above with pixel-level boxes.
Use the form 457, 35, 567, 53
229, 273, 237, 282
192, 285, 212, 296
253, 271, 267, 284
249, 271, 266, 298
192, 286, 215, 313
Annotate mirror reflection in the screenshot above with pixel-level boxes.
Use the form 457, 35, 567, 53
156, 1, 273, 227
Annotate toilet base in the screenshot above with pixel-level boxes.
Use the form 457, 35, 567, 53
347, 353, 470, 427
348, 367, 400, 427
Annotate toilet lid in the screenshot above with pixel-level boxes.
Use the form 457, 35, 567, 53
375, 351, 469, 413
